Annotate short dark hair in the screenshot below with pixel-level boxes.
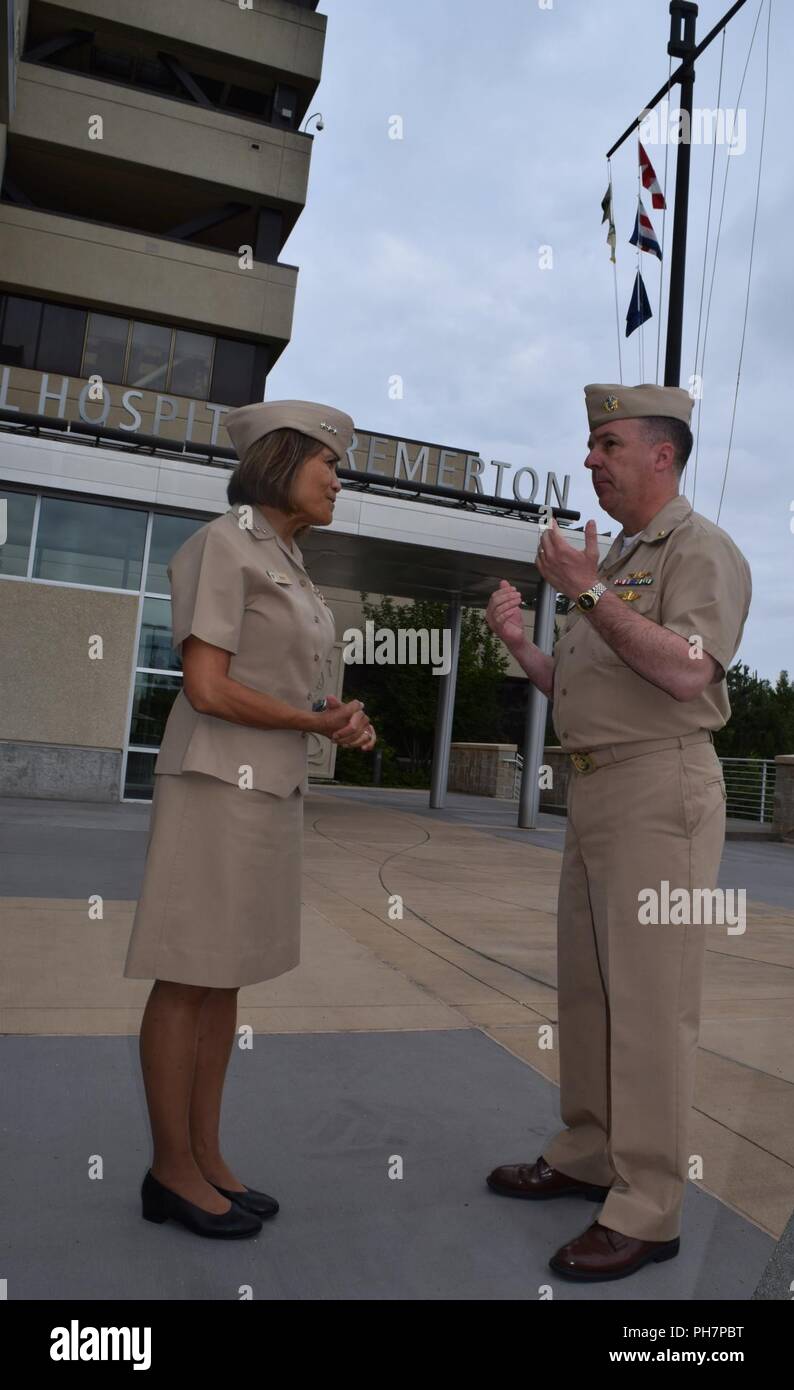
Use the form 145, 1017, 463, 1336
226, 428, 322, 510
639, 416, 693, 477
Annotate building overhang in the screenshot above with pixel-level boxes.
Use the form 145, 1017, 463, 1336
0, 424, 614, 605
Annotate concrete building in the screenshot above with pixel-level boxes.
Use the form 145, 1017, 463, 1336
0, 0, 570, 806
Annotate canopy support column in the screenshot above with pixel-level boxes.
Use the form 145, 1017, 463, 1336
518, 580, 558, 829
429, 595, 462, 808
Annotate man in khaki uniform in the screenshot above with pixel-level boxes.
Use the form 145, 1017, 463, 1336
485, 383, 752, 1282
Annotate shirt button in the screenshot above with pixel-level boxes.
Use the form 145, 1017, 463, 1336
569, 647, 575, 654
562, 730, 568, 738
561, 688, 567, 695
314, 654, 320, 661
314, 616, 319, 623
300, 580, 307, 587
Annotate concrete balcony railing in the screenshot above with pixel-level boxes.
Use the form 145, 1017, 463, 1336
39, 0, 326, 83
11, 63, 312, 208
0, 202, 298, 342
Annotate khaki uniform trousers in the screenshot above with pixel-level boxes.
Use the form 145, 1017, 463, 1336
542, 736, 727, 1242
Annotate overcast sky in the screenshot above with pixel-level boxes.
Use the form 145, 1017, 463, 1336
268, 0, 789, 682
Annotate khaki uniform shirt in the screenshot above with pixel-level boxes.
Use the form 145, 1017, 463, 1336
552, 495, 752, 750
155, 505, 336, 796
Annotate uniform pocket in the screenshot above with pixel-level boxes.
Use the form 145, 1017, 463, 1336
681, 762, 728, 836
705, 774, 727, 801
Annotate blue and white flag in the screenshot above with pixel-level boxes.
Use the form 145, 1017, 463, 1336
629, 197, 662, 260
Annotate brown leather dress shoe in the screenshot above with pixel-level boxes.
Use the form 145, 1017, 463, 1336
486, 1155, 611, 1201
549, 1220, 680, 1282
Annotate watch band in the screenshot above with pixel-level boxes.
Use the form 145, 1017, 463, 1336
576, 581, 608, 613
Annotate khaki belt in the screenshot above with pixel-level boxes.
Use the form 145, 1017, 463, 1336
568, 730, 712, 775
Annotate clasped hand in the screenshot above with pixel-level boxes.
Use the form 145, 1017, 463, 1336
317, 696, 377, 751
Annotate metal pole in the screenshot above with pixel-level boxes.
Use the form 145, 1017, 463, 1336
518, 580, 558, 829
664, 1, 699, 387
606, 0, 748, 159
429, 595, 463, 808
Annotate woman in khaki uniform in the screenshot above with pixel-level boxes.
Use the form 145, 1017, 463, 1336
123, 400, 376, 1240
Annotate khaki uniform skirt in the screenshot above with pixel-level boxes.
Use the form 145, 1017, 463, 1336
123, 772, 303, 988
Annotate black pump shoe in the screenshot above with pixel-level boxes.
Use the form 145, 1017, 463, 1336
210, 1182, 279, 1219
141, 1170, 263, 1239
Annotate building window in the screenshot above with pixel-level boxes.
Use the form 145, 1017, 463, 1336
170, 330, 214, 400
123, 509, 211, 798
146, 513, 205, 595
0, 296, 42, 368
123, 750, 160, 801
90, 47, 135, 83
36, 303, 87, 379
126, 322, 172, 392
138, 597, 181, 671
211, 339, 271, 406
82, 312, 130, 384
129, 672, 182, 749
2, 294, 269, 406
0, 490, 36, 576
211, 339, 257, 407
33, 496, 147, 589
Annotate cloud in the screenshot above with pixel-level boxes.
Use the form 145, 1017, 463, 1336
272, 0, 788, 678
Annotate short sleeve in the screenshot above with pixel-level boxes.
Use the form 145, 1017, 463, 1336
168, 523, 246, 655
660, 530, 752, 676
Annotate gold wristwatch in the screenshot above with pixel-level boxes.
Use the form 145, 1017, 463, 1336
575, 581, 607, 613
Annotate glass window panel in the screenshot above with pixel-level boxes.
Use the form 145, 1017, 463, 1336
123, 749, 158, 801
147, 513, 206, 595
170, 330, 213, 400
226, 85, 267, 118
0, 296, 42, 368
33, 496, 147, 589
0, 490, 36, 576
129, 672, 182, 748
83, 312, 129, 385
36, 303, 87, 378
134, 57, 176, 93
91, 47, 134, 82
210, 338, 255, 407
138, 596, 181, 671
126, 321, 171, 392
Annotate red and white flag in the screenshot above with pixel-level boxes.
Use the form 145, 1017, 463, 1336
638, 141, 666, 210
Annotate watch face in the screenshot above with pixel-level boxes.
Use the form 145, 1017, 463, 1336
578, 594, 595, 611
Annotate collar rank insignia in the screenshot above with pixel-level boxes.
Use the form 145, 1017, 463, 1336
602, 394, 620, 412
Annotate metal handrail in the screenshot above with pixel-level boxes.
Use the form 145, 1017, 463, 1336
507, 753, 778, 823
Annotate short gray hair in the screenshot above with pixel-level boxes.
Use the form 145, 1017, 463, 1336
639, 416, 693, 477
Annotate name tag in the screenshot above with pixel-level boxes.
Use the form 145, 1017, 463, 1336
266, 569, 292, 585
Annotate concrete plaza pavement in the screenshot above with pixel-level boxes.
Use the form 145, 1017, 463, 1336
1, 786, 792, 1300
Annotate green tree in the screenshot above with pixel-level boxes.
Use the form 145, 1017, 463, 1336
333, 595, 510, 786
714, 664, 794, 759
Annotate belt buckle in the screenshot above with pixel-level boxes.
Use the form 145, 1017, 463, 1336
570, 751, 594, 775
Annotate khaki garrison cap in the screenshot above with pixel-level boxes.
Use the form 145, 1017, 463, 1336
224, 399, 355, 464
584, 383, 694, 431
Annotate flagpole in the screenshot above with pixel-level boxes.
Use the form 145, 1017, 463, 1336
663, 1, 697, 387
605, 0, 750, 388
